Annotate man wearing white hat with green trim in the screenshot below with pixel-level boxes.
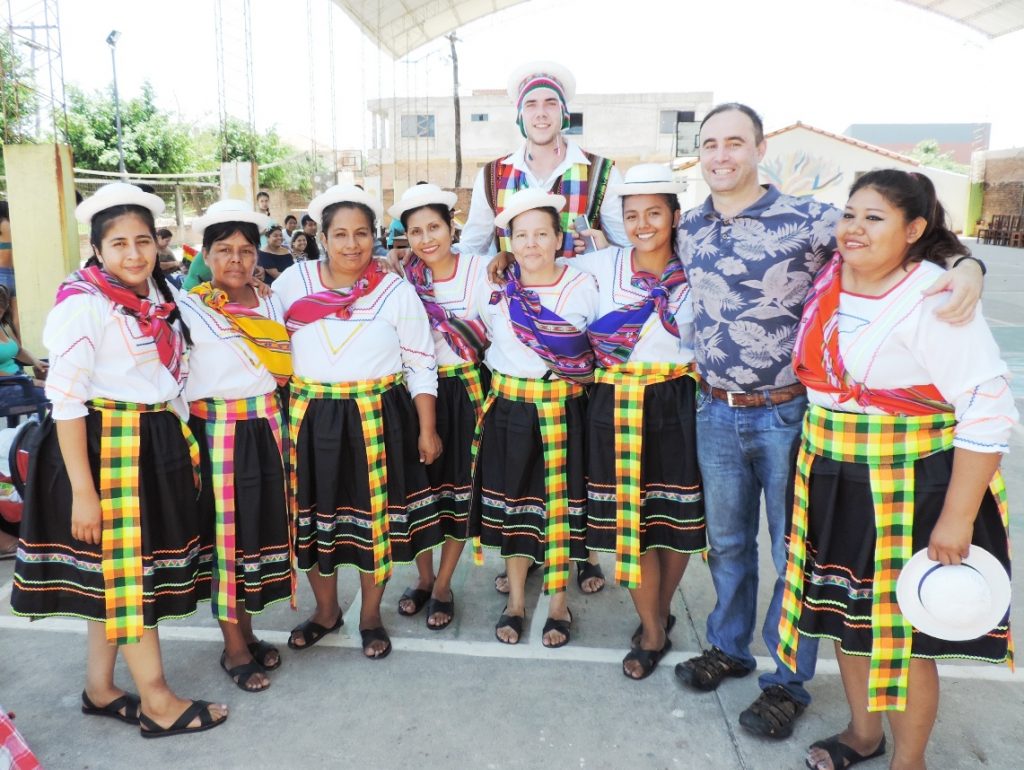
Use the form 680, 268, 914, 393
459, 61, 628, 259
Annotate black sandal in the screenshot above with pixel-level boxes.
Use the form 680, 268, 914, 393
359, 626, 392, 659
630, 614, 677, 649
247, 639, 281, 671
81, 690, 141, 725
541, 610, 573, 648
806, 734, 887, 769
622, 638, 672, 680
576, 561, 605, 594
220, 651, 269, 692
425, 592, 455, 631
397, 587, 432, 616
139, 700, 227, 739
495, 610, 524, 644
287, 612, 343, 650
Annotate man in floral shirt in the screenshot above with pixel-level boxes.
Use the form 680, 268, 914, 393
673, 103, 985, 740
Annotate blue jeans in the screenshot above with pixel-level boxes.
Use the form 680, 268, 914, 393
695, 391, 817, 706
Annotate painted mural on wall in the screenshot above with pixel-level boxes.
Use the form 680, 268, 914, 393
760, 152, 843, 197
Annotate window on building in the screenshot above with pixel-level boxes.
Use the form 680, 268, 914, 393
471, 113, 489, 122
661, 110, 696, 134
566, 112, 584, 136
400, 114, 436, 138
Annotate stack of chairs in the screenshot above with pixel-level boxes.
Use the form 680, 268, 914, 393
978, 214, 1024, 247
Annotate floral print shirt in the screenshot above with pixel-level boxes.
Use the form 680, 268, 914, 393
677, 185, 839, 391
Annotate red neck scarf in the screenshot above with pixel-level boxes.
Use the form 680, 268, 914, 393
56, 266, 184, 385
793, 254, 951, 415
284, 260, 386, 334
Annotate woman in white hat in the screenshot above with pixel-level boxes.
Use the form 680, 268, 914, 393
177, 199, 293, 692
273, 184, 442, 659
777, 170, 1016, 770
10, 182, 228, 737
574, 164, 706, 679
388, 184, 489, 630
471, 187, 598, 647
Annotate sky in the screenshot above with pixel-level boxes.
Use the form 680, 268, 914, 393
14, 0, 1024, 158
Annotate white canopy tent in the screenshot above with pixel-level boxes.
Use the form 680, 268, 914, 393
333, 0, 1023, 59
897, 0, 1024, 38
331, 0, 527, 58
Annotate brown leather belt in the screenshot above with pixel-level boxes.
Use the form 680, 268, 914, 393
701, 381, 807, 408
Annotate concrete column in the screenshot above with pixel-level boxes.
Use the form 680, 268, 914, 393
2, 143, 80, 354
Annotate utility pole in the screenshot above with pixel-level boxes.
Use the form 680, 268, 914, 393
447, 32, 462, 188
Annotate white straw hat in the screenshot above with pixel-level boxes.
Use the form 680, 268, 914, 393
895, 546, 1011, 641
609, 163, 685, 196
493, 188, 567, 230
307, 184, 383, 225
192, 199, 273, 236
387, 184, 458, 221
75, 182, 165, 224
506, 60, 576, 104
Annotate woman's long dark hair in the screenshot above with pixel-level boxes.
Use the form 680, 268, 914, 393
849, 170, 969, 268
89, 203, 192, 346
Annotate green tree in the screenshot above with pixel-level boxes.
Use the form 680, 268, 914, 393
1, 35, 40, 175
194, 116, 325, 195
909, 139, 968, 174
64, 81, 197, 174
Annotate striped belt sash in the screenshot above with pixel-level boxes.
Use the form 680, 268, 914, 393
778, 405, 1010, 712
438, 361, 486, 423
190, 391, 288, 621
87, 398, 200, 646
471, 372, 585, 594
594, 362, 698, 588
289, 373, 403, 585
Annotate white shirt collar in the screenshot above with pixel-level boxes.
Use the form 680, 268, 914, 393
500, 139, 589, 189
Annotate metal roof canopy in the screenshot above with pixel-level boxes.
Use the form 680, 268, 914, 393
896, 0, 1024, 37
332, 0, 527, 59
334, 0, 1024, 60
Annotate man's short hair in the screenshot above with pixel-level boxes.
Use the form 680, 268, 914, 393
301, 214, 315, 226
156, 227, 173, 239
700, 103, 765, 145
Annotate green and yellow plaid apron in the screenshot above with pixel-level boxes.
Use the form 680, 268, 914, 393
594, 362, 698, 588
88, 398, 200, 645
288, 374, 402, 586
438, 361, 486, 423
190, 391, 288, 622
778, 405, 1010, 711
470, 372, 584, 594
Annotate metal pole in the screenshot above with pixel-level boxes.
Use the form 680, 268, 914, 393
108, 38, 126, 177
448, 33, 462, 188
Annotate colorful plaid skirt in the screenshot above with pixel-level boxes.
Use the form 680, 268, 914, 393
585, 370, 706, 560
468, 374, 589, 569
189, 393, 291, 617
427, 363, 489, 542
11, 409, 210, 626
795, 448, 1010, 664
292, 377, 443, 576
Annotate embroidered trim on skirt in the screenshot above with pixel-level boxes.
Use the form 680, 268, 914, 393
796, 449, 1010, 663
428, 364, 489, 542
189, 398, 291, 616
586, 372, 706, 557
292, 380, 442, 575
11, 410, 210, 626
468, 379, 588, 567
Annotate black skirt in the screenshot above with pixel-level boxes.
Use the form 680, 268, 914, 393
11, 410, 210, 625
293, 384, 443, 575
190, 412, 291, 615
427, 368, 490, 542
797, 449, 1011, 662
585, 375, 706, 555
468, 390, 588, 564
